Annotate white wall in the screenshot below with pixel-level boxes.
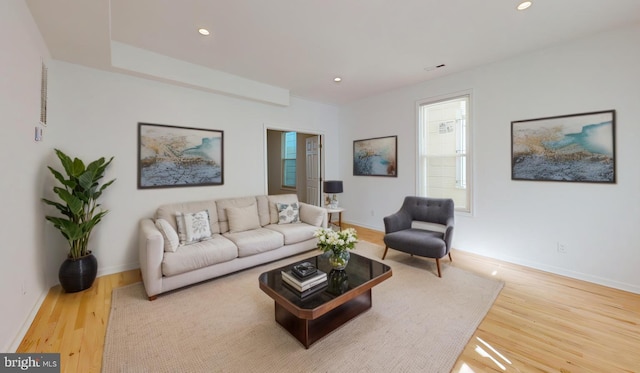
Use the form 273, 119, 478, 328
340, 24, 640, 293
0, 0, 52, 352
45, 61, 340, 285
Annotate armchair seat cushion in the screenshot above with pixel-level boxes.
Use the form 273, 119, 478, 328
383, 229, 447, 259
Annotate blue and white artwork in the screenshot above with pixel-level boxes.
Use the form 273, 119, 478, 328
511, 111, 615, 183
138, 123, 224, 188
353, 136, 397, 177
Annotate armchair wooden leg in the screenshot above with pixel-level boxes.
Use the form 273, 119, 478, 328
448, 252, 452, 261
435, 258, 442, 277
148, 295, 157, 301
382, 245, 389, 260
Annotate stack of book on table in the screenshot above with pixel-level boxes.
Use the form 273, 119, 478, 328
281, 262, 327, 298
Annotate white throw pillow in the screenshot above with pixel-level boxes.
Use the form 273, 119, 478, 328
175, 210, 213, 245
277, 202, 300, 224
155, 218, 180, 252
226, 204, 261, 233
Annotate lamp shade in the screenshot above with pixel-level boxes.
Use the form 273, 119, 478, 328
323, 180, 343, 194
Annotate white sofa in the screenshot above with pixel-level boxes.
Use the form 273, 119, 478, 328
139, 194, 327, 300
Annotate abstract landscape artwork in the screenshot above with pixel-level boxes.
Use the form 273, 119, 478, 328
353, 136, 397, 177
511, 110, 615, 183
138, 123, 223, 188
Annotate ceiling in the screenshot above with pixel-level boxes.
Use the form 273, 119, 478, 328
26, 0, 640, 105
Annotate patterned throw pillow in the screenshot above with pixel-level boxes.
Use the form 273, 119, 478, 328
277, 202, 300, 224
175, 210, 213, 245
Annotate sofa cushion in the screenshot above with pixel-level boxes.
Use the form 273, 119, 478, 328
277, 202, 300, 224
161, 235, 238, 276
223, 228, 284, 257
176, 210, 213, 245
264, 223, 318, 245
299, 203, 325, 227
216, 196, 259, 233
155, 218, 180, 252
226, 204, 261, 233
156, 200, 220, 234
267, 194, 299, 224
255, 195, 271, 226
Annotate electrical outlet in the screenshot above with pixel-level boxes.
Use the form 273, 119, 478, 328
370, 210, 375, 217
557, 242, 567, 254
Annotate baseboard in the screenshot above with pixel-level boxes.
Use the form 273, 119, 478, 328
8, 288, 49, 352
456, 247, 640, 295
343, 221, 640, 295
343, 219, 383, 232
97, 262, 140, 278
522, 260, 640, 295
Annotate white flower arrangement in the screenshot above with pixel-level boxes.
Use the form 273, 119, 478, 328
314, 227, 358, 255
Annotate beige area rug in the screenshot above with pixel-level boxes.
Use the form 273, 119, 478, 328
102, 242, 503, 373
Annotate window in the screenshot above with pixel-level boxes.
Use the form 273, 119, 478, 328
282, 132, 297, 188
417, 94, 471, 213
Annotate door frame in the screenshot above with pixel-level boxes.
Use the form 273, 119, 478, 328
263, 124, 325, 206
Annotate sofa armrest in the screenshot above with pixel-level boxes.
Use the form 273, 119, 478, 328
443, 216, 455, 252
383, 211, 412, 234
299, 203, 327, 228
139, 218, 164, 299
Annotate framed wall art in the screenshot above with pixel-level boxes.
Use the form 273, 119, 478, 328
353, 135, 397, 177
138, 123, 224, 189
511, 110, 615, 183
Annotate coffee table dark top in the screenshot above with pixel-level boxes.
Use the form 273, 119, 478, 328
259, 251, 392, 319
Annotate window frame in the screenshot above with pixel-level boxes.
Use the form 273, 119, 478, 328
416, 91, 473, 214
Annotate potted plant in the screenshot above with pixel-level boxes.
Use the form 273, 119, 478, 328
313, 227, 358, 270
42, 149, 115, 293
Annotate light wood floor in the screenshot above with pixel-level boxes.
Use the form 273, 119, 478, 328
18, 225, 640, 372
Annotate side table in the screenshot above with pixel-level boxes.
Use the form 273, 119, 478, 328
325, 207, 345, 230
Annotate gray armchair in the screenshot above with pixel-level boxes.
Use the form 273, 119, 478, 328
382, 197, 454, 277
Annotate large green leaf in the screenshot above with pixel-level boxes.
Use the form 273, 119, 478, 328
45, 217, 84, 241
55, 149, 74, 176
77, 169, 95, 190
94, 179, 116, 200
47, 167, 76, 189
70, 157, 85, 177
53, 188, 83, 216
42, 198, 73, 219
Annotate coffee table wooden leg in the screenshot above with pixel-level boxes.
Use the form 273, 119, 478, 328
274, 303, 312, 348
274, 290, 373, 348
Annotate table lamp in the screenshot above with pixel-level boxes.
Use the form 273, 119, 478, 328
323, 180, 343, 208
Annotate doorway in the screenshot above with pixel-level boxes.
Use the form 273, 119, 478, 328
266, 129, 323, 206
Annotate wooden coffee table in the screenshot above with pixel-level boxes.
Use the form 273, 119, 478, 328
258, 252, 392, 348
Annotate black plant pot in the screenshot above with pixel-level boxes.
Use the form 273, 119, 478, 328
58, 253, 98, 293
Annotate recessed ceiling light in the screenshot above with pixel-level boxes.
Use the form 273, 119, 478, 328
333, 77, 342, 83
198, 28, 210, 36
516, 1, 532, 10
